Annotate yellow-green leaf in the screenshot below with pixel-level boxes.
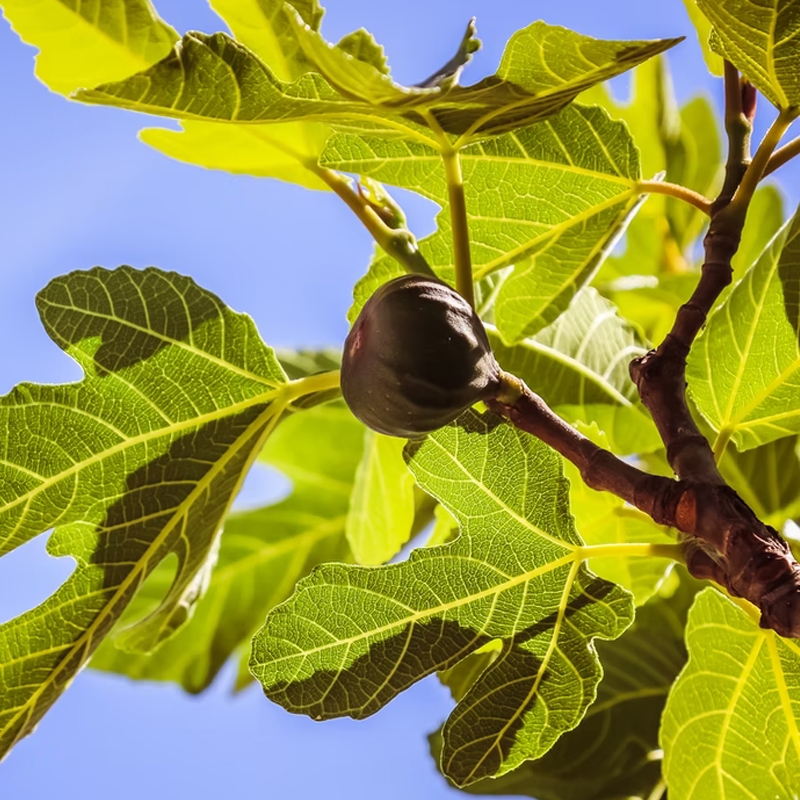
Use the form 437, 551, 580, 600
662, 587, 800, 798
251, 409, 634, 786
0, 266, 316, 758
346, 431, 415, 565
697, 0, 800, 109
0, 0, 177, 95
688, 206, 800, 450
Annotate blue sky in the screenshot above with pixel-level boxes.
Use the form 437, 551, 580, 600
0, 2, 797, 798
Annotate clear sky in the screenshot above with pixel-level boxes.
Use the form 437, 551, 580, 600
0, 2, 797, 798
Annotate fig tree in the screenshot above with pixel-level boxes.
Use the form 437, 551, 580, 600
341, 275, 502, 437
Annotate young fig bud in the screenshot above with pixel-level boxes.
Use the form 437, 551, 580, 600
341, 275, 502, 437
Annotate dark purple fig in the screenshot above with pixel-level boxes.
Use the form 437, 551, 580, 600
341, 275, 502, 437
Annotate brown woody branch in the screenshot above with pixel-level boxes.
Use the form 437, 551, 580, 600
487, 382, 800, 638
488, 64, 800, 638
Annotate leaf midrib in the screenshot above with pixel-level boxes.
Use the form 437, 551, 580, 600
263, 551, 576, 666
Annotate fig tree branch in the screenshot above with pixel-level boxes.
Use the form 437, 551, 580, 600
624, 64, 800, 636
486, 375, 800, 638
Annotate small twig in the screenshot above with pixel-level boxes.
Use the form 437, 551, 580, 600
618, 63, 800, 636
636, 180, 712, 215
730, 107, 799, 210
763, 134, 800, 178
715, 62, 753, 209
314, 167, 436, 278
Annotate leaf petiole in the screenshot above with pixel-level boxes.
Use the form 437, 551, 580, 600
635, 180, 712, 215
579, 542, 684, 562
440, 143, 475, 307
730, 106, 800, 211
763, 134, 800, 178
313, 167, 436, 277
284, 369, 341, 400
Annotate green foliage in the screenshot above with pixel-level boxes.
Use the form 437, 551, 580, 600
3, 0, 800, 796
338, 103, 643, 337
662, 587, 800, 798
90, 404, 362, 691
688, 208, 800, 452
346, 431, 416, 565
0, 266, 318, 753
251, 410, 635, 786
0, 0, 177, 94
435, 571, 697, 798
696, 0, 800, 109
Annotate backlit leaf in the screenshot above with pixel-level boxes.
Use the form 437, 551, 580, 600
90, 404, 361, 691
697, 0, 800, 108
688, 207, 800, 450
251, 409, 634, 786
718, 435, 800, 528
488, 289, 660, 455
75, 26, 679, 139
346, 431, 415, 565
335, 105, 642, 332
439, 574, 697, 798
143, 0, 331, 189
731, 184, 784, 281
0, 0, 177, 95
682, 0, 725, 76
0, 266, 308, 757
661, 587, 800, 799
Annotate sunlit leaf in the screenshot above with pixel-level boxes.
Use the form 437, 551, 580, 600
143, 0, 331, 189
346, 431, 415, 565
0, 266, 307, 757
697, 0, 800, 108
667, 95, 721, 249
251, 409, 634, 786
488, 289, 660, 455
437, 574, 697, 798
90, 404, 361, 691
0, 0, 177, 95
610, 272, 698, 346
661, 587, 800, 799
718, 435, 800, 528
75, 26, 680, 139
731, 184, 784, 281
682, 0, 725, 76
336, 105, 642, 334
688, 206, 800, 450
209, 0, 323, 80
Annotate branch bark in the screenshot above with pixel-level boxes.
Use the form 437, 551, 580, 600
487, 380, 800, 639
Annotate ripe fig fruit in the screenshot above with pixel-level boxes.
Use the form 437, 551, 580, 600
341, 275, 502, 437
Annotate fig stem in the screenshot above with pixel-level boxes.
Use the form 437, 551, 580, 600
314, 166, 437, 278
763, 134, 800, 177
440, 144, 476, 308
